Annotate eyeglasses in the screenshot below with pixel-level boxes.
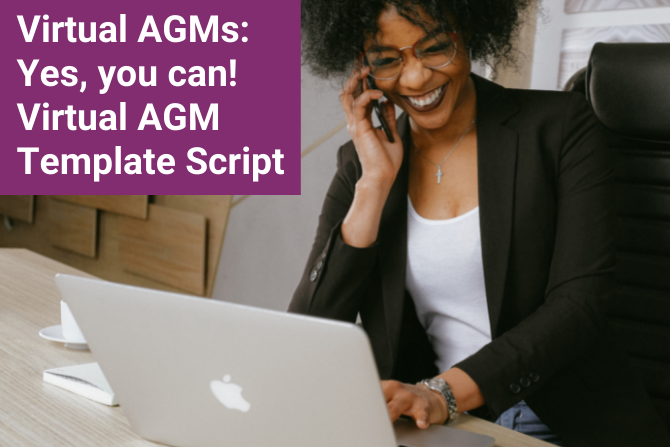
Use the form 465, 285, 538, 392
364, 32, 458, 81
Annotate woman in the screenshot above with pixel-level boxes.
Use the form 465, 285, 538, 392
290, 1, 670, 446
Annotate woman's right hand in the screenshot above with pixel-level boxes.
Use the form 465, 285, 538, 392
338, 66, 404, 248
340, 66, 403, 188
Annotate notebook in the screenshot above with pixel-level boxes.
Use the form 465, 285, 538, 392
43, 362, 117, 406
55, 274, 495, 447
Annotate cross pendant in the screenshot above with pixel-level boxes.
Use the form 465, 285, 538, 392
435, 167, 444, 184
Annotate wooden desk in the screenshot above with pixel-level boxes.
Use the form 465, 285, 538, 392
0, 249, 552, 447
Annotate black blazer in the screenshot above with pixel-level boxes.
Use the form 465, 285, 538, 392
289, 74, 670, 446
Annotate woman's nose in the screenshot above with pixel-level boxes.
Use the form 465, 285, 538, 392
397, 56, 432, 91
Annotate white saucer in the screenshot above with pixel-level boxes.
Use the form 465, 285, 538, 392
39, 325, 88, 350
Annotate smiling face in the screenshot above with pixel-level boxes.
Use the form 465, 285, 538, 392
364, 6, 474, 131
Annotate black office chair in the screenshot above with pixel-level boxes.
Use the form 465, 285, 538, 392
563, 66, 587, 94
569, 42, 670, 432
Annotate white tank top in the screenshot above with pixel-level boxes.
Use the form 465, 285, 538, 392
406, 196, 492, 372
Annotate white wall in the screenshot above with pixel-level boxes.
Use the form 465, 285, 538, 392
530, 0, 670, 90
211, 66, 350, 311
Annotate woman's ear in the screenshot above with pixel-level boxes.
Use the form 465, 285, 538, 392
355, 51, 367, 70
353, 54, 363, 75
460, 30, 474, 57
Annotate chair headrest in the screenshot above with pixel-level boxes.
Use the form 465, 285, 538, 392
586, 42, 670, 143
564, 67, 586, 95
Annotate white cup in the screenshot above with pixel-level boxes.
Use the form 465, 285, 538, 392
61, 300, 87, 344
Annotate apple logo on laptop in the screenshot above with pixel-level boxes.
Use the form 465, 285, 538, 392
210, 375, 250, 412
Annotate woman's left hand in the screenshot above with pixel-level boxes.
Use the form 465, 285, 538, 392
381, 380, 448, 428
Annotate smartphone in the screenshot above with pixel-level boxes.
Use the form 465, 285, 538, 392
366, 77, 395, 143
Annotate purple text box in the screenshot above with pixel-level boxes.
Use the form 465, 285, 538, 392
0, 0, 300, 194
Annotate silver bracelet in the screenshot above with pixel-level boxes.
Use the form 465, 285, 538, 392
419, 377, 459, 422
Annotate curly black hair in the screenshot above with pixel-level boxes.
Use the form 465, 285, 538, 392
301, 0, 534, 79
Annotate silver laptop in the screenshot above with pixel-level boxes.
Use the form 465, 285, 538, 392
56, 274, 494, 447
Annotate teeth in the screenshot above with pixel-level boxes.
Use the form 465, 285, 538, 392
408, 86, 443, 107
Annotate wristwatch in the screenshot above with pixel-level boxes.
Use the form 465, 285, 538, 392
419, 377, 459, 422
